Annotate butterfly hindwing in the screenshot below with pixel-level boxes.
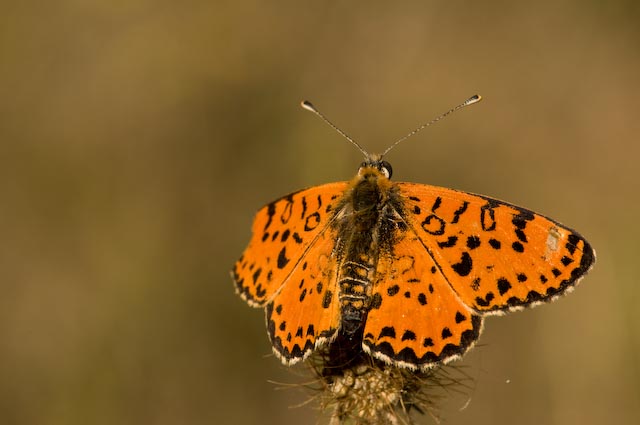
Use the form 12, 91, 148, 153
363, 235, 483, 370
233, 182, 349, 306
396, 183, 595, 314
266, 232, 341, 363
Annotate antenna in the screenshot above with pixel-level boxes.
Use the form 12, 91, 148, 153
301, 95, 482, 160
300, 100, 369, 157
381, 94, 482, 157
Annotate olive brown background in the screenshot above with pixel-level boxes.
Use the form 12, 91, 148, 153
1, 1, 638, 424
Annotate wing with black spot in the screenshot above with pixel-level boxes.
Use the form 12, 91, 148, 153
233, 182, 349, 306
395, 183, 595, 314
265, 231, 341, 364
363, 233, 483, 370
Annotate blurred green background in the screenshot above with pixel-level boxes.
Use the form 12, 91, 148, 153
1, 1, 638, 424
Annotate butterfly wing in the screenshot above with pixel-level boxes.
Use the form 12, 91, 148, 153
363, 182, 594, 370
233, 182, 348, 305
266, 230, 341, 363
395, 182, 595, 314
233, 182, 349, 363
363, 233, 483, 369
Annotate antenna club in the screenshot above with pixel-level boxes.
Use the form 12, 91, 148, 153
301, 100, 316, 112
465, 94, 482, 105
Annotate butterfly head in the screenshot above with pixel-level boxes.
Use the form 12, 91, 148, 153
358, 154, 393, 179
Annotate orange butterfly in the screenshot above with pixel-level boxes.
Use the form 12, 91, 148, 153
233, 96, 595, 370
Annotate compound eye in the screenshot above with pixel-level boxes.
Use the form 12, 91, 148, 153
380, 161, 393, 179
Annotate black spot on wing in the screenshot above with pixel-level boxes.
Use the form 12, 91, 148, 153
512, 241, 524, 252
421, 214, 446, 235
515, 229, 527, 243
379, 327, 396, 339
255, 284, 266, 298
322, 290, 333, 308
451, 201, 469, 223
466, 235, 481, 249
401, 330, 417, 341
277, 247, 290, 269
304, 212, 321, 231
475, 292, 495, 307
431, 197, 442, 212
497, 278, 512, 296
512, 208, 534, 229
452, 252, 473, 276
566, 233, 580, 254
387, 285, 400, 296
264, 202, 276, 231
480, 202, 497, 231
561, 256, 574, 266
280, 196, 294, 224
471, 277, 481, 291
437, 236, 458, 248
252, 268, 262, 284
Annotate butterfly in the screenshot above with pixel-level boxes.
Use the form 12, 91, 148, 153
232, 95, 595, 370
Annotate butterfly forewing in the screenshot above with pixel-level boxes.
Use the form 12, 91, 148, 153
396, 183, 595, 314
233, 182, 349, 306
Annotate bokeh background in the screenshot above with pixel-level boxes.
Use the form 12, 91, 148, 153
1, 1, 638, 424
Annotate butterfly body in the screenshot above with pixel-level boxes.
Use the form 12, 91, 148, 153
332, 159, 399, 336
